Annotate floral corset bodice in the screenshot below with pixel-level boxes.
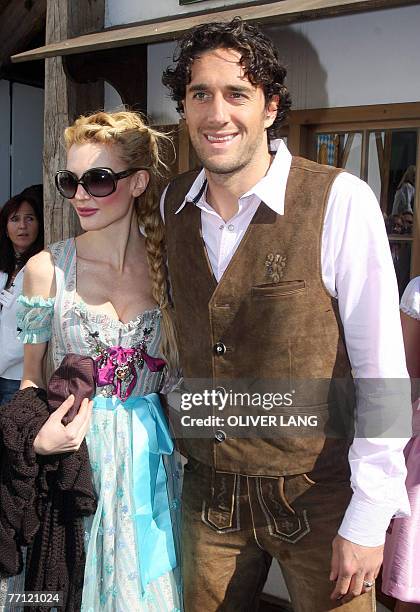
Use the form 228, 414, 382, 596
16, 238, 166, 399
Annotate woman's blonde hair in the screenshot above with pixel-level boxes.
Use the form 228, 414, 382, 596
64, 110, 178, 371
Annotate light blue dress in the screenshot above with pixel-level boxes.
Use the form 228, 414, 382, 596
16, 238, 182, 612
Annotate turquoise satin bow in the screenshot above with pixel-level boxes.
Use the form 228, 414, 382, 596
93, 393, 178, 591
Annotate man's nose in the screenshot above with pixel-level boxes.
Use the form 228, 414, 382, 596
207, 93, 229, 124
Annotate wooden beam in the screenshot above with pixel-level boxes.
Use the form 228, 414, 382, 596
360, 129, 368, 181
0, 0, 46, 73
177, 120, 191, 175
380, 131, 392, 214
63, 44, 147, 111
11, 0, 420, 63
296, 120, 420, 134
43, 0, 104, 245
340, 132, 355, 167
287, 123, 301, 156
289, 102, 420, 126
374, 131, 385, 180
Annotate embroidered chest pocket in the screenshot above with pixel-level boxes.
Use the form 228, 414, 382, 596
251, 280, 306, 299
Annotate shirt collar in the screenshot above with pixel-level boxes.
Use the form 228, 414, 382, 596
174, 139, 292, 216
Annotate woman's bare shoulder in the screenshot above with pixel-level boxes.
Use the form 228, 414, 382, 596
24, 250, 56, 298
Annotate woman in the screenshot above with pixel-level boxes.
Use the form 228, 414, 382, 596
382, 276, 420, 611
17, 111, 182, 611
0, 189, 43, 403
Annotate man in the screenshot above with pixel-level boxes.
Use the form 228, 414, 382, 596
161, 18, 410, 612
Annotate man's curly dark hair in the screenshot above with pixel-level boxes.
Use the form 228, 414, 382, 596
162, 17, 292, 139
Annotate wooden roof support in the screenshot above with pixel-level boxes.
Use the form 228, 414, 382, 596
43, 0, 105, 244
380, 131, 392, 214
0, 0, 46, 73
63, 44, 147, 111
340, 133, 355, 168
11, 0, 420, 63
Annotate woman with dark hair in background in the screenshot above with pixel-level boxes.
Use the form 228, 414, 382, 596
0, 188, 43, 403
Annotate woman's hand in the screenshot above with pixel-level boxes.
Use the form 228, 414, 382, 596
34, 394, 93, 455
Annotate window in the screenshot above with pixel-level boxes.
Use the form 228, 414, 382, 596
287, 103, 420, 295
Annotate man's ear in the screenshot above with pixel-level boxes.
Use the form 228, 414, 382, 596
264, 95, 280, 128
132, 170, 150, 197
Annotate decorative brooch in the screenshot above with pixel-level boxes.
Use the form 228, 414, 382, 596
88, 328, 165, 401
264, 253, 287, 283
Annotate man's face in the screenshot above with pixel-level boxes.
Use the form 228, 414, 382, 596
402, 213, 413, 233
391, 215, 403, 234
182, 47, 277, 176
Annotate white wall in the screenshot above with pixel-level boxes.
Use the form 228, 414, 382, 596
106, 0, 253, 27
104, 81, 123, 111
266, 4, 420, 109
146, 4, 420, 124
148, 41, 178, 125
0, 81, 43, 207
0, 80, 11, 206
10, 83, 44, 195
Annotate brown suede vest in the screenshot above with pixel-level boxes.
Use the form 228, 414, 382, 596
165, 156, 354, 477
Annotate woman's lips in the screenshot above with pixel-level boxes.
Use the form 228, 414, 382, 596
77, 208, 98, 217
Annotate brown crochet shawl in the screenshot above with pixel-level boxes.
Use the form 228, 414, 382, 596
0, 387, 96, 611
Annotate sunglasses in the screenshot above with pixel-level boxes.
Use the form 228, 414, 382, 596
55, 167, 140, 199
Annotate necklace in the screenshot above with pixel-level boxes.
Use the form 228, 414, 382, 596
13, 250, 23, 270
5, 251, 24, 290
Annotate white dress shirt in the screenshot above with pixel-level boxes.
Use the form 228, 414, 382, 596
161, 139, 411, 546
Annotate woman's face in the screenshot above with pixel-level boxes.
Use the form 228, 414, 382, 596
65, 142, 148, 231
7, 201, 39, 253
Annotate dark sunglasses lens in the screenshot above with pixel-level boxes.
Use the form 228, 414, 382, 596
56, 172, 77, 198
84, 169, 115, 197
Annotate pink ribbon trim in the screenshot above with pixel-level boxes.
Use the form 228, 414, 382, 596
95, 346, 165, 401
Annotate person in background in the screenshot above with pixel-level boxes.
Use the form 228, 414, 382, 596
392, 165, 416, 216
382, 276, 420, 612
402, 211, 413, 235
387, 214, 404, 235
0, 187, 43, 404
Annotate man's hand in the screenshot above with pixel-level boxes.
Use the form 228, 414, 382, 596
330, 534, 383, 604
34, 394, 93, 455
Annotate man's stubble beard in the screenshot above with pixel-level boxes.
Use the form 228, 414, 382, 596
192, 129, 268, 177
197, 156, 249, 176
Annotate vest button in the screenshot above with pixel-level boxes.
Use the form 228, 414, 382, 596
214, 429, 226, 443
214, 342, 226, 356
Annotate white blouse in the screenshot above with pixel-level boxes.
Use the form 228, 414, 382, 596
0, 268, 24, 380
